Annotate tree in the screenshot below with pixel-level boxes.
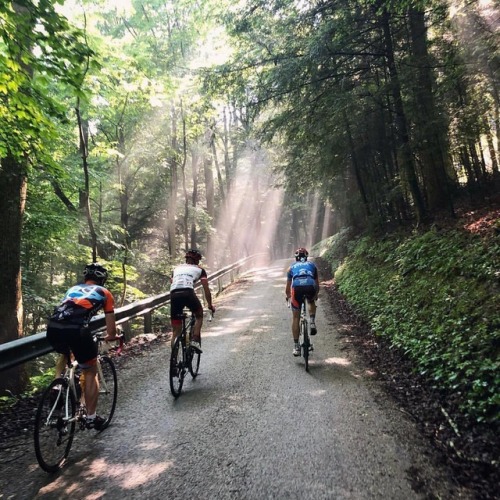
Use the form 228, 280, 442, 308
0, 0, 92, 393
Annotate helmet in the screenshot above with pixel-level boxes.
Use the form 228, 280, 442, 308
295, 247, 309, 262
83, 263, 108, 285
185, 249, 202, 264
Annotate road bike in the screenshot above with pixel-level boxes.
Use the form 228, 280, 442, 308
299, 300, 313, 372
287, 299, 313, 371
169, 310, 212, 398
33, 332, 123, 472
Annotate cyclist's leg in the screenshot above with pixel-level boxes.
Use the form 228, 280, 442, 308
290, 287, 302, 341
81, 362, 98, 415
71, 330, 99, 415
290, 287, 302, 356
305, 285, 318, 334
186, 292, 203, 342
170, 291, 186, 348
46, 322, 72, 377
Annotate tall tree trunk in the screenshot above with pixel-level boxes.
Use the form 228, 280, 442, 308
0, 153, 28, 394
180, 101, 189, 250
76, 101, 98, 261
204, 128, 215, 264
408, 7, 454, 216
190, 150, 200, 248
168, 103, 178, 258
380, 6, 426, 222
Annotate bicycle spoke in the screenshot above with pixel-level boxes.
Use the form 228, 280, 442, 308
34, 379, 76, 473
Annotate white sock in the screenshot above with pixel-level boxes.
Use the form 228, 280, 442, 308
87, 413, 96, 420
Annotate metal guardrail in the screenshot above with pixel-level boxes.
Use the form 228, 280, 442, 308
0, 254, 266, 372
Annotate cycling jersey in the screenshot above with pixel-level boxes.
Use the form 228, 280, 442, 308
287, 261, 318, 310
47, 283, 115, 365
49, 283, 115, 325
287, 261, 318, 288
170, 263, 208, 291
170, 263, 208, 325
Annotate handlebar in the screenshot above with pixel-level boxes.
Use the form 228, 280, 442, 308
95, 332, 125, 355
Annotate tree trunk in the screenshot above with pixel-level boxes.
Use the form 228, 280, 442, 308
0, 153, 28, 394
380, 6, 426, 222
408, 7, 454, 216
190, 150, 200, 248
168, 103, 178, 258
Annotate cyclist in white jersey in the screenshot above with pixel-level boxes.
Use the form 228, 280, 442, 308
170, 249, 215, 353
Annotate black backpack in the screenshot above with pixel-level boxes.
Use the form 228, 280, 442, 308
49, 301, 91, 325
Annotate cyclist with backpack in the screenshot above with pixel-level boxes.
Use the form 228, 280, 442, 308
285, 248, 319, 356
170, 249, 215, 354
46, 263, 119, 430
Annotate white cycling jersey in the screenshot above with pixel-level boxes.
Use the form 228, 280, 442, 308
170, 263, 207, 291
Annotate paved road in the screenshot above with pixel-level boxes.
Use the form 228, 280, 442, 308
0, 260, 468, 499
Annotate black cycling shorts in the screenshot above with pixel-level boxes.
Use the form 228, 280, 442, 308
291, 284, 317, 310
170, 288, 203, 323
46, 321, 98, 365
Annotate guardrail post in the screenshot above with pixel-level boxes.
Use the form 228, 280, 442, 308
144, 312, 152, 334
122, 321, 132, 340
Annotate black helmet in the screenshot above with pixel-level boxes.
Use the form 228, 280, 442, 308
185, 249, 202, 264
83, 263, 108, 285
295, 247, 309, 262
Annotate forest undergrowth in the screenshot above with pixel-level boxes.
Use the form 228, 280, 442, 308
317, 200, 500, 500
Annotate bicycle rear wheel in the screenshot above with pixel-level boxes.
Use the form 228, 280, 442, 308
301, 320, 310, 372
34, 378, 76, 473
97, 356, 117, 430
169, 336, 185, 397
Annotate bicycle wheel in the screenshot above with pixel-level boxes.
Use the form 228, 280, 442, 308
34, 378, 76, 473
97, 356, 117, 430
188, 345, 201, 378
169, 335, 185, 397
301, 320, 310, 372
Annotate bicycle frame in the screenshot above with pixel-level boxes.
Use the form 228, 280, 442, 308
34, 333, 122, 472
169, 310, 204, 397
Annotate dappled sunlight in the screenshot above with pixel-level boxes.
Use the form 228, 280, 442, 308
38, 457, 172, 496
92, 460, 172, 489
323, 356, 352, 367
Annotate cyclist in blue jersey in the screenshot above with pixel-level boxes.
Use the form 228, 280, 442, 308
285, 248, 319, 356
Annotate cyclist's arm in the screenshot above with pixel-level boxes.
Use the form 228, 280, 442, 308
314, 267, 320, 300
104, 311, 119, 340
201, 279, 215, 312
285, 279, 292, 300
102, 289, 118, 340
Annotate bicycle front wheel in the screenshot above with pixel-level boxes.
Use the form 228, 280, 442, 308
188, 345, 201, 378
169, 336, 185, 397
34, 378, 76, 473
97, 356, 118, 430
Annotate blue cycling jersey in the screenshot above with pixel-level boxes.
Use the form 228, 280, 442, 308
287, 261, 318, 287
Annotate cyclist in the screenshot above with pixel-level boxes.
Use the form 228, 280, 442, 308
46, 263, 119, 430
170, 249, 215, 354
285, 247, 319, 356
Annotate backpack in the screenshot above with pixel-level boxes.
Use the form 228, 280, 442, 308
49, 302, 90, 326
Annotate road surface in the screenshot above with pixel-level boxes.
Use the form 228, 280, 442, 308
0, 260, 469, 499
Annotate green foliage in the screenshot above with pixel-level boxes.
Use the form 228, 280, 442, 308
313, 227, 354, 272
333, 227, 500, 422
